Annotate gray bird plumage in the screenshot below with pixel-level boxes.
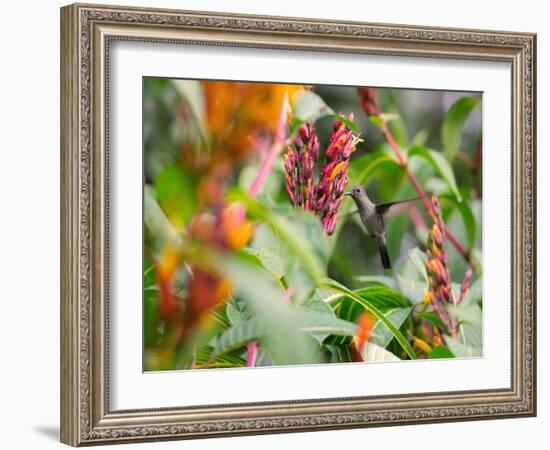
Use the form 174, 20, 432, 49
344, 185, 422, 270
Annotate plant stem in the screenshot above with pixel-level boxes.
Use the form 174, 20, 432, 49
246, 342, 259, 367
248, 93, 289, 198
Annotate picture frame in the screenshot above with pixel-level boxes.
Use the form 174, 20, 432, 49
60, 2, 536, 446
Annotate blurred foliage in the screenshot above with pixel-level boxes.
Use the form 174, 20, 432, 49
143, 77, 483, 371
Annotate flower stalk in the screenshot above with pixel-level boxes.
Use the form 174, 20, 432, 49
426, 195, 458, 341
284, 115, 357, 235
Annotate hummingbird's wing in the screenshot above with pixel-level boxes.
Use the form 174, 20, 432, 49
375, 197, 423, 221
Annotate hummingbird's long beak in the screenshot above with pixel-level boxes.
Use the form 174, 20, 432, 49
344, 192, 351, 196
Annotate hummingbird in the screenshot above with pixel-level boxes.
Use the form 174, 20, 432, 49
344, 185, 422, 270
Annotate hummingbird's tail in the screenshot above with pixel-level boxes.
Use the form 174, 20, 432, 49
376, 236, 391, 270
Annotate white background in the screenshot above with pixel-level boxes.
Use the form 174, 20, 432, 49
111, 42, 510, 409
0, 0, 546, 449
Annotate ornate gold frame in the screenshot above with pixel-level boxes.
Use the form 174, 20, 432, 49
60, 3, 536, 446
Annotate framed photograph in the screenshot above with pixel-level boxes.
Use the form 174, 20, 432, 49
60, 3, 536, 446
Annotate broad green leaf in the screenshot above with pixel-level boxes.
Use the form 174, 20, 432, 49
319, 279, 417, 359
447, 323, 482, 357
360, 343, 400, 362
396, 274, 427, 304
455, 201, 477, 251
353, 275, 399, 290
408, 145, 461, 201
194, 345, 246, 369
228, 189, 327, 288
213, 311, 357, 359
172, 79, 208, 142
447, 339, 482, 358
238, 164, 282, 205
428, 346, 455, 359
144, 289, 159, 347
327, 345, 353, 363
442, 96, 480, 160
144, 185, 180, 250
348, 151, 400, 187
417, 311, 446, 331
302, 297, 335, 316
290, 90, 334, 125
247, 246, 285, 279
225, 299, 250, 327
143, 258, 157, 289
213, 320, 261, 358
449, 303, 482, 328
458, 323, 482, 348
407, 247, 428, 283
461, 277, 482, 306
154, 165, 198, 227
371, 307, 413, 348
219, 254, 322, 365
298, 310, 358, 336
326, 285, 412, 310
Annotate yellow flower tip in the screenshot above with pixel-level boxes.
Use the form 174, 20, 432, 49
215, 277, 233, 302
221, 204, 255, 250
329, 161, 347, 181
413, 336, 432, 354
226, 220, 255, 250
423, 292, 432, 305
157, 246, 179, 282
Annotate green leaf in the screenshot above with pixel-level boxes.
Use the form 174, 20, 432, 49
326, 344, 354, 363
327, 285, 412, 310
213, 310, 356, 359
144, 289, 159, 347
443, 196, 477, 250
428, 346, 455, 359
447, 339, 482, 358
407, 247, 428, 283
370, 306, 413, 348
353, 275, 399, 290
247, 246, 285, 279
212, 320, 261, 358
228, 189, 327, 283
396, 274, 427, 305
442, 96, 480, 160
459, 323, 483, 348
327, 113, 360, 133
172, 79, 208, 143
348, 151, 400, 187
298, 310, 357, 336
455, 202, 477, 251
417, 311, 446, 331
290, 90, 334, 125
461, 276, 482, 306
154, 165, 198, 227
225, 299, 250, 327
194, 345, 246, 369
218, 253, 323, 365
319, 279, 417, 359
447, 323, 482, 357
408, 145, 462, 202
144, 185, 180, 250
449, 303, 482, 328
143, 258, 157, 289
